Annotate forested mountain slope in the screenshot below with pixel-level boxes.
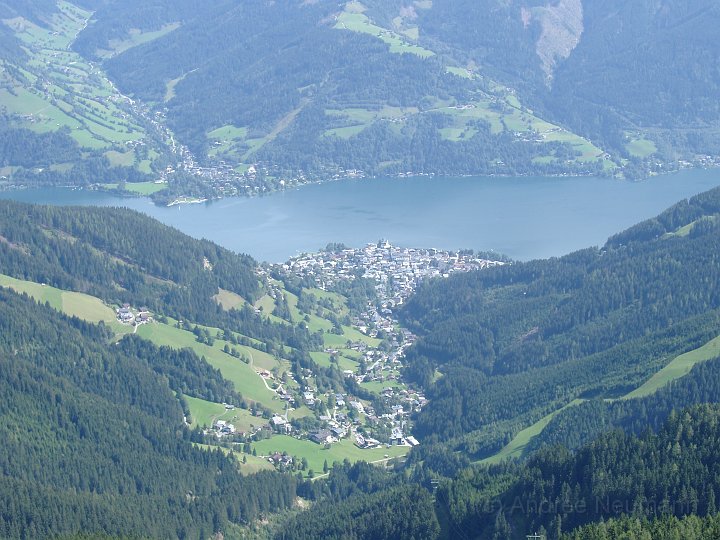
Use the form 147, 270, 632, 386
3, 0, 719, 193
0, 199, 333, 356
400, 185, 720, 457
272, 405, 720, 539
76, 0, 720, 175
0, 288, 298, 538
439, 405, 720, 539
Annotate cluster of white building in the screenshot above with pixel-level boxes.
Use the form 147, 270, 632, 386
284, 240, 505, 306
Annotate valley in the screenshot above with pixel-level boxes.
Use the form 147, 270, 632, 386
3, 1, 720, 538
0, 234, 508, 480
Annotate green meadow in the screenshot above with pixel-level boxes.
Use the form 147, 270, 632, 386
185, 395, 265, 432
621, 334, 720, 400
335, 11, 434, 58
252, 435, 409, 478
2, 1, 161, 173
136, 321, 284, 413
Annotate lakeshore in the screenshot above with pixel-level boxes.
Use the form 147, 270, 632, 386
1, 170, 719, 263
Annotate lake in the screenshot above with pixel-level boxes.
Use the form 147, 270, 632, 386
2, 170, 720, 262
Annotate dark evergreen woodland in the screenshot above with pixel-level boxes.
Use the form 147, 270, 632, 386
400, 186, 720, 456
0, 288, 297, 539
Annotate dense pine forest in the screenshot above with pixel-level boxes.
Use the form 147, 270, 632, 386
399, 186, 720, 457
0, 288, 298, 538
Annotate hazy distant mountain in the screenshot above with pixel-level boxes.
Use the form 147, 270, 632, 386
1, 0, 719, 191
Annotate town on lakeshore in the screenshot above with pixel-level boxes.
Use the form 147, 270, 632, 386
204, 240, 505, 474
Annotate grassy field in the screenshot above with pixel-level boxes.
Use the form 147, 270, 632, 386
359, 379, 405, 394
335, 11, 434, 58
446, 66, 474, 79
664, 216, 718, 239
0, 273, 133, 337
323, 106, 415, 139
310, 351, 358, 372
185, 395, 266, 432
207, 125, 250, 159
481, 399, 586, 465
193, 443, 275, 475
481, 332, 720, 464
105, 150, 136, 167
96, 23, 181, 59
208, 125, 248, 140
254, 294, 276, 314
125, 182, 167, 195
213, 288, 248, 311
621, 334, 720, 400
626, 137, 657, 158
103, 181, 167, 195
136, 321, 284, 412
1, 1, 161, 169
0, 274, 114, 322
252, 435, 409, 478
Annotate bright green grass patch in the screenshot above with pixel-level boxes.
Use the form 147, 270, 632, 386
185, 396, 263, 432
320, 324, 380, 349
61, 292, 116, 323
326, 108, 377, 123
310, 351, 358, 372
254, 294, 276, 314
306, 288, 346, 306
136, 321, 283, 412
0, 274, 131, 337
186, 396, 233, 428
401, 27, 419, 40
242, 345, 284, 371
335, 12, 434, 58
49, 163, 74, 173
621, 334, 720, 400
0, 274, 63, 310
0, 273, 116, 323
252, 436, 409, 478
439, 126, 478, 141
242, 137, 270, 160
446, 66, 473, 79
105, 150, 135, 167
664, 216, 717, 239
124, 182, 167, 195
481, 399, 586, 465
288, 405, 314, 420
284, 291, 302, 323
505, 94, 522, 109
102, 182, 167, 195
97, 23, 181, 59
193, 443, 275, 475
214, 288, 248, 311
208, 125, 248, 140
324, 125, 368, 139
341, 325, 381, 346
626, 138, 657, 158
532, 156, 556, 165
236, 452, 276, 475
359, 379, 405, 395
304, 314, 334, 334
164, 75, 185, 102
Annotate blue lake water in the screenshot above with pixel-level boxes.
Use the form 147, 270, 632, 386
2, 170, 720, 262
